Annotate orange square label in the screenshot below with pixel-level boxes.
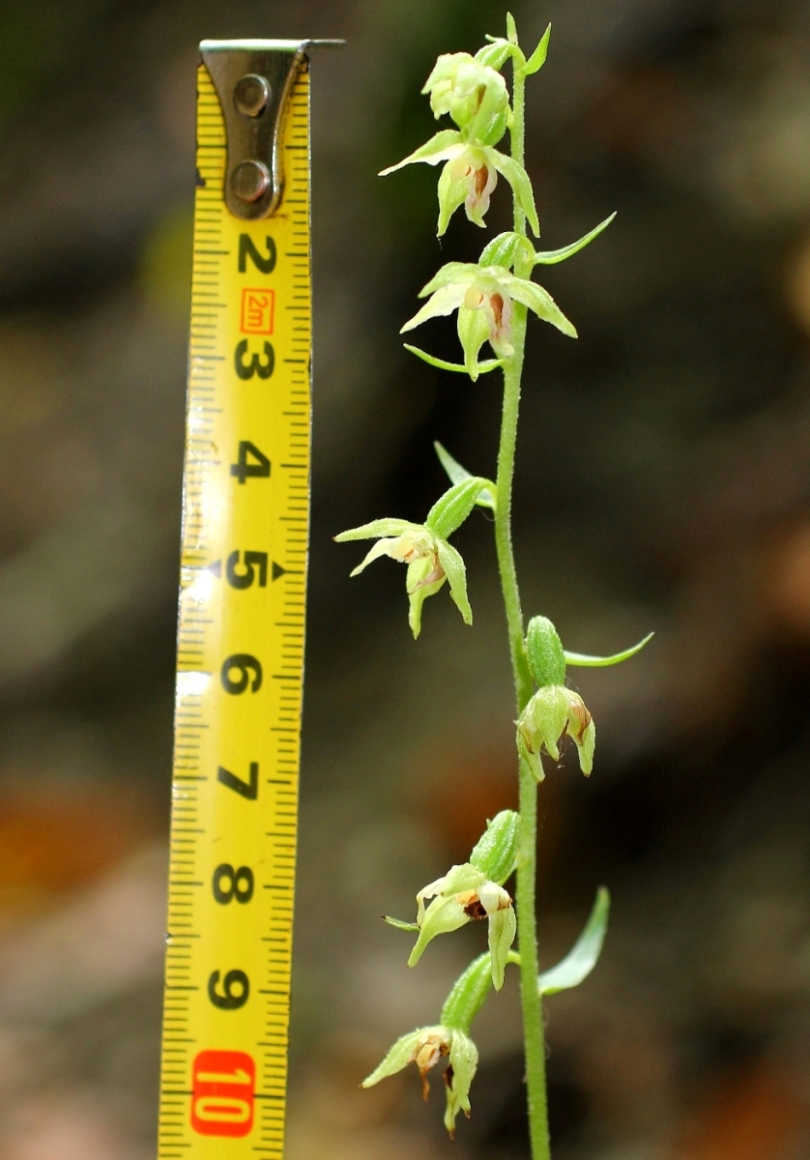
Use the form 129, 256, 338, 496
191, 1049, 255, 1137
240, 288, 275, 334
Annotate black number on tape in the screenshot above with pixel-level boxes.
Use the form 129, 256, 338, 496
231, 441, 271, 484
239, 234, 276, 274
234, 339, 275, 381
226, 550, 268, 589
212, 863, 255, 904
220, 653, 262, 694
217, 763, 259, 800
208, 969, 250, 1010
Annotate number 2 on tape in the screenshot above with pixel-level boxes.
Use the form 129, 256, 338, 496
191, 1050, 256, 1137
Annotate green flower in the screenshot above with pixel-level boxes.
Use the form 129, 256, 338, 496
518, 684, 596, 780
362, 1023, 478, 1136
401, 262, 576, 380
422, 52, 510, 143
335, 479, 488, 638
380, 131, 537, 237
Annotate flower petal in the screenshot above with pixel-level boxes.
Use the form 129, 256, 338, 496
335, 518, 418, 542
379, 129, 463, 175
508, 276, 577, 338
362, 1029, 423, 1087
408, 895, 468, 966
437, 162, 468, 237
401, 283, 469, 333
487, 902, 516, 990
436, 540, 472, 625
419, 262, 479, 297
457, 303, 492, 381
487, 150, 540, 237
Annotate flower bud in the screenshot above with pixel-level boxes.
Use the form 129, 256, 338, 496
469, 809, 518, 885
525, 615, 566, 686
518, 684, 596, 779
422, 53, 510, 145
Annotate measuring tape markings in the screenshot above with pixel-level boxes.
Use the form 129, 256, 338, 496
157, 58, 311, 1160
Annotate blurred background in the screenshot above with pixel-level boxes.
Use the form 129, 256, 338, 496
0, 0, 809, 1156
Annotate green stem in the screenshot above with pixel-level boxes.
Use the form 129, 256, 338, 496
492, 58, 551, 1160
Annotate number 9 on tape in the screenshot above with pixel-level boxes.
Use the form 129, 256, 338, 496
191, 1050, 256, 1137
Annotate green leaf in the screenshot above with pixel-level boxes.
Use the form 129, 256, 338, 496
433, 442, 497, 511
436, 540, 472, 625
384, 915, 420, 932
379, 129, 462, 175
508, 277, 577, 337
539, 886, 610, 994
506, 12, 518, 43
533, 213, 616, 265
334, 518, 416, 542
564, 632, 654, 668
521, 24, 551, 76
488, 152, 540, 236
426, 477, 487, 539
404, 344, 503, 377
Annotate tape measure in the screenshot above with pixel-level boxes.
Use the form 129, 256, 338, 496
156, 38, 338, 1159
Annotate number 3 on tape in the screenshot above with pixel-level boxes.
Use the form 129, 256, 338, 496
191, 1051, 256, 1137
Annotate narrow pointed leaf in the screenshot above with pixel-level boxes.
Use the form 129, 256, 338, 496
434, 442, 496, 510
335, 518, 416, 542
404, 344, 503, 376
508, 277, 577, 337
533, 213, 616, 265
488, 152, 540, 236
564, 632, 654, 668
379, 129, 462, 175
539, 886, 610, 995
436, 540, 472, 625
506, 12, 518, 43
521, 24, 551, 76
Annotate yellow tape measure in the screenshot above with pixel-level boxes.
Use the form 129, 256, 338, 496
156, 38, 336, 1159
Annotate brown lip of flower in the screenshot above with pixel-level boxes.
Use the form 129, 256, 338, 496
414, 1035, 451, 1100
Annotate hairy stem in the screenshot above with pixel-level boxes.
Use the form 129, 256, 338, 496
493, 58, 551, 1160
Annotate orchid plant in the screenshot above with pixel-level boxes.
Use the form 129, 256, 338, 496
336, 17, 651, 1157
